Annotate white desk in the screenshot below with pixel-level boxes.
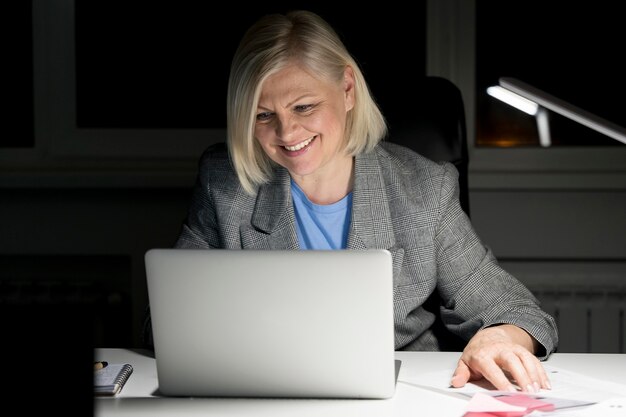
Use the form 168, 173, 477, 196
95, 348, 626, 417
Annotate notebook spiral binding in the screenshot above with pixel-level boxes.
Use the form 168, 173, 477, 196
94, 363, 134, 395
114, 364, 134, 387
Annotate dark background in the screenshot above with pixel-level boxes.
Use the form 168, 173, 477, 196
74, 3, 426, 130
1, 1, 625, 375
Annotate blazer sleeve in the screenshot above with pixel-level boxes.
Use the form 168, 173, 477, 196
433, 163, 558, 358
174, 146, 225, 249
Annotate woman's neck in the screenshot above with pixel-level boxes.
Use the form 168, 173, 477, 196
291, 156, 354, 205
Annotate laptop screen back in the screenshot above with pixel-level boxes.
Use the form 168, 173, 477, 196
145, 248, 396, 399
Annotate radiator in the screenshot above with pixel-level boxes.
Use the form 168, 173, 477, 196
532, 286, 625, 353
502, 261, 626, 353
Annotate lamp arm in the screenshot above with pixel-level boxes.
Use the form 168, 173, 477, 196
499, 77, 626, 145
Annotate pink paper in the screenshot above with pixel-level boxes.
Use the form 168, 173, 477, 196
465, 392, 527, 417
498, 394, 554, 413
463, 392, 554, 417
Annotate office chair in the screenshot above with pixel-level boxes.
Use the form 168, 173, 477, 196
385, 76, 470, 351
385, 76, 470, 217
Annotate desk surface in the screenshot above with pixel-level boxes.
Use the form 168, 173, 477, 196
95, 348, 626, 417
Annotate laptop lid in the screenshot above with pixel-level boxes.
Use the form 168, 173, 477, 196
145, 248, 396, 399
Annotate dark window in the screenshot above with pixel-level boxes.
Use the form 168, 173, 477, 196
4, 1, 34, 148
476, 2, 624, 147
74, 3, 426, 129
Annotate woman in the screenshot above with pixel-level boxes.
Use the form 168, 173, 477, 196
147, 10, 558, 393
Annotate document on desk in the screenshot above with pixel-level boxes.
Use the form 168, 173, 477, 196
399, 364, 626, 412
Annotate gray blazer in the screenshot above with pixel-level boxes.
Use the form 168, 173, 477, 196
172, 141, 558, 356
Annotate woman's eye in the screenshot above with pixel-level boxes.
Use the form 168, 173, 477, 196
256, 112, 273, 122
294, 104, 314, 113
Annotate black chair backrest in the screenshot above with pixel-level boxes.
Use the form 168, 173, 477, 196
385, 76, 470, 217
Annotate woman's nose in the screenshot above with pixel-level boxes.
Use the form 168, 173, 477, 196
276, 115, 298, 140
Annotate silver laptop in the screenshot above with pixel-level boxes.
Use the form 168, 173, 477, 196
145, 248, 396, 399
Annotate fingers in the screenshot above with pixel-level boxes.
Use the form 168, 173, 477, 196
471, 354, 519, 392
451, 357, 517, 392
454, 325, 553, 393
497, 348, 552, 393
450, 361, 471, 388
497, 349, 536, 392
518, 350, 551, 390
468, 348, 551, 393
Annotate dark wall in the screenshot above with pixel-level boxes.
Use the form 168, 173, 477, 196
0, 188, 192, 347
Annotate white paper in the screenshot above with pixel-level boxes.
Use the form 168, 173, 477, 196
398, 364, 626, 410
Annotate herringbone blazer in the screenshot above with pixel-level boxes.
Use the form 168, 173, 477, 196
174, 141, 558, 356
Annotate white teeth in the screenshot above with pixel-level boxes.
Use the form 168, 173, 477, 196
284, 137, 314, 151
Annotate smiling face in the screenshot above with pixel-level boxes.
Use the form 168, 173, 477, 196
254, 62, 355, 185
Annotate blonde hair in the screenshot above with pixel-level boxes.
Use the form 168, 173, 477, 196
227, 10, 387, 194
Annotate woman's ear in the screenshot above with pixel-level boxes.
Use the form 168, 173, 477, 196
343, 66, 356, 111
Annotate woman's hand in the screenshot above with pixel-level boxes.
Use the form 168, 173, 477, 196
450, 324, 551, 393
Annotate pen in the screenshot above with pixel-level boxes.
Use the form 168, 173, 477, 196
94, 361, 108, 371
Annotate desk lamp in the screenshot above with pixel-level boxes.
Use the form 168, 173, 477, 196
487, 77, 626, 147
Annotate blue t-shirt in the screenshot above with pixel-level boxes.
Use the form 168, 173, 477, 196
291, 179, 352, 250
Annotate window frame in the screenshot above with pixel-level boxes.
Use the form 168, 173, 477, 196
427, 0, 626, 189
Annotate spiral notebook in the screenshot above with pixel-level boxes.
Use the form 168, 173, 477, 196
94, 363, 133, 396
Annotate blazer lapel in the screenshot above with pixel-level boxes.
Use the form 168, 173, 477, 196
242, 167, 300, 250
242, 148, 397, 252
347, 148, 397, 251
